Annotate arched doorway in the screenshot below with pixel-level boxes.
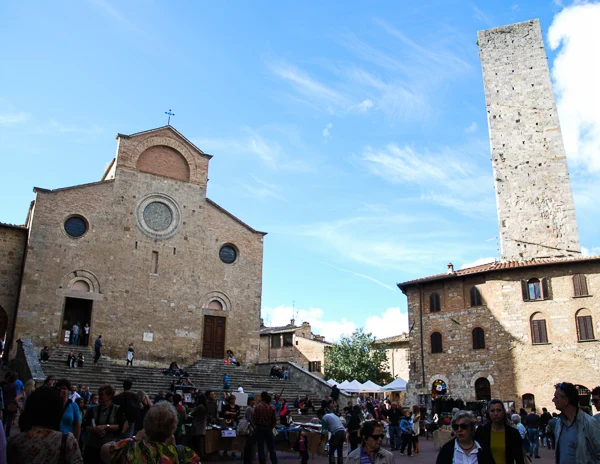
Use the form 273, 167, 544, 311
522, 393, 535, 410
432, 379, 447, 398
475, 377, 491, 401
575, 385, 590, 408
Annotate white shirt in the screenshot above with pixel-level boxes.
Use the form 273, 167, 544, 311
68, 391, 81, 401
453, 440, 482, 464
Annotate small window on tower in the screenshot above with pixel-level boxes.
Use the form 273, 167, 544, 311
151, 251, 159, 274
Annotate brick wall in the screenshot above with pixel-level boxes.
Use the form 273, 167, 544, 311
0, 225, 27, 343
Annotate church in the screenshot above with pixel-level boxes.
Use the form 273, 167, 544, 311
398, 20, 600, 412
0, 125, 266, 365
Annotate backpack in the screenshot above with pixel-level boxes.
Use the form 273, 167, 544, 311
237, 418, 254, 436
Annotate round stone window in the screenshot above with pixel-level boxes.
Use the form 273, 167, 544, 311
135, 194, 182, 239
219, 245, 237, 264
64, 216, 88, 238
143, 202, 173, 231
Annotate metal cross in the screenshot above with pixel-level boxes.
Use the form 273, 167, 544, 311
165, 109, 175, 125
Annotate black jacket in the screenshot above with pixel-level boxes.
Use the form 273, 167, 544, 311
474, 423, 525, 464
436, 438, 495, 464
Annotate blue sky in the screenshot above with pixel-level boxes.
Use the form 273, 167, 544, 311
2, 1, 599, 341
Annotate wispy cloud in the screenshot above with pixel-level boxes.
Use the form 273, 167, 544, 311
322, 262, 395, 291
238, 175, 285, 200
89, 0, 146, 36
322, 123, 333, 137
465, 122, 478, 133
460, 256, 496, 269
36, 119, 104, 135
0, 111, 29, 126
473, 6, 494, 26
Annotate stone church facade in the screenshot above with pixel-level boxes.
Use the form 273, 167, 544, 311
398, 19, 600, 412
2, 126, 266, 365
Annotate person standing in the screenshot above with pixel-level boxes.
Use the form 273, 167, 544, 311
399, 409, 414, 456
346, 405, 362, 452
552, 381, 600, 463
525, 407, 541, 458
94, 335, 103, 364
112, 379, 139, 438
383, 401, 402, 450
591, 386, 600, 422
539, 407, 552, 448
474, 399, 524, 464
412, 404, 421, 453
254, 391, 278, 464
83, 384, 123, 463
436, 411, 495, 464
242, 395, 256, 464
71, 322, 80, 345
190, 393, 208, 458
317, 408, 345, 464
346, 420, 393, 464
546, 413, 558, 451
82, 323, 90, 346
125, 343, 134, 367
56, 379, 81, 442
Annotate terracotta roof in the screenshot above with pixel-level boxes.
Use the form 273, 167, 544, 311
397, 255, 600, 291
0, 222, 27, 231
375, 334, 409, 344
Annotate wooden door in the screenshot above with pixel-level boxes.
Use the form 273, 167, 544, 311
202, 315, 226, 358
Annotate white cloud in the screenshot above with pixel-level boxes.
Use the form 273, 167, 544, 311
0, 111, 29, 125
364, 307, 409, 339
238, 175, 284, 200
581, 246, 600, 257
465, 122, 478, 133
548, 2, 600, 173
261, 305, 356, 342
322, 123, 333, 137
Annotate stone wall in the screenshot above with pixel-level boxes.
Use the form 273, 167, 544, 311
404, 260, 600, 412
383, 343, 410, 381
478, 19, 580, 260
0, 224, 27, 346
12, 127, 265, 365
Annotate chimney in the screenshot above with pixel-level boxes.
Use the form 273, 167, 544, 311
260, 318, 265, 328
447, 263, 455, 274
290, 318, 295, 326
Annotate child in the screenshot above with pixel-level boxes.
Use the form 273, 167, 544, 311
299, 430, 309, 464
77, 352, 84, 368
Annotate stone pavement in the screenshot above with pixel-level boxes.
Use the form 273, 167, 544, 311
216, 438, 556, 463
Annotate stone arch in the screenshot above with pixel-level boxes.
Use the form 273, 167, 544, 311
61, 270, 101, 294
201, 291, 231, 312
428, 373, 450, 387
137, 145, 190, 182
130, 136, 197, 183
470, 372, 495, 387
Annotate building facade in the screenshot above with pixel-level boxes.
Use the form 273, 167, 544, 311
259, 319, 330, 376
3, 126, 266, 365
399, 259, 600, 411
374, 334, 410, 382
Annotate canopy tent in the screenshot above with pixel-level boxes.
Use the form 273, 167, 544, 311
360, 380, 382, 392
337, 380, 351, 390
326, 379, 338, 386
381, 377, 407, 392
342, 380, 363, 392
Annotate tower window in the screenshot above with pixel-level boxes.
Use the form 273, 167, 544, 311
530, 313, 548, 344
430, 293, 441, 313
521, 277, 550, 301
431, 332, 443, 353
576, 309, 595, 341
472, 328, 485, 349
470, 286, 483, 307
151, 251, 159, 274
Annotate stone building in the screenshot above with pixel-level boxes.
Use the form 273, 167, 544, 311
397, 19, 599, 412
259, 319, 330, 376
2, 126, 266, 365
374, 334, 409, 381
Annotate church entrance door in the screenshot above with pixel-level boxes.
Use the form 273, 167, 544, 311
202, 315, 226, 359
61, 297, 92, 346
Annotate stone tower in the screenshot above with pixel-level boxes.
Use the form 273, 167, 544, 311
478, 19, 581, 260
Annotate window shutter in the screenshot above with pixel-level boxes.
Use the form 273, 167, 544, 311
541, 277, 550, 300
573, 274, 588, 297
521, 280, 530, 301
578, 316, 594, 341
539, 320, 548, 343
532, 320, 548, 344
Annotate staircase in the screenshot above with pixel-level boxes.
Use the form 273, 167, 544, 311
40, 345, 320, 415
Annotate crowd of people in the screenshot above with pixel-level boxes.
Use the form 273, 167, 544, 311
1, 364, 599, 464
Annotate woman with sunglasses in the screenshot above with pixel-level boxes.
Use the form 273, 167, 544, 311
436, 411, 494, 464
347, 420, 394, 464
474, 399, 524, 464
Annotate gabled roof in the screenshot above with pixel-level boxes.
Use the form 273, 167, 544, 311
117, 125, 212, 159
375, 334, 409, 344
260, 324, 300, 335
206, 198, 267, 236
33, 179, 114, 194
397, 255, 600, 292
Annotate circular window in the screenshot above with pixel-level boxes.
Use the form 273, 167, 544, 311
143, 202, 173, 231
219, 245, 237, 264
135, 194, 182, 239
64, 216, 88, 238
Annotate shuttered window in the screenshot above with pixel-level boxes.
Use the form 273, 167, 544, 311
521, 277, 551, 301
531, 319, 548, 344
430, 293, 441, 313
431, 332, 443, 353
573, 274, 589, 297
283, 333, 293, 347
308, 361, 321, 372
470, 286, 483, 307
472, 328, 485, 349
271, 335, 281, 348
576, 315, 595, 341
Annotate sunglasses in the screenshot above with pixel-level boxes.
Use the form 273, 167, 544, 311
368, 434, 385, 440
452, 423, 470, 431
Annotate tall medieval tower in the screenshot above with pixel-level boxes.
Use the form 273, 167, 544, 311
478, 19, 581, 260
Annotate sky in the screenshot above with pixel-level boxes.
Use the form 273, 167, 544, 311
1, 1, 599, 343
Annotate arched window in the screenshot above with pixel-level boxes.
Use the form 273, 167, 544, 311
431, 332, 443, 353
575, 309, 595, 341
521, 277, 550, 301
472, 328, 485, 349
522, 393, 535, 409
470, 286, 483, 307
530, 312, 548, 344
475, 378, 491, 401
430, 293, 441, 313
573, 274, 589, 297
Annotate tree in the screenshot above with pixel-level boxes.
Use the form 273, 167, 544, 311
325, 328, 393, 385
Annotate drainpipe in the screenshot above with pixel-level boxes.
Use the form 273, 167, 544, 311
419, 284, 425, 386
